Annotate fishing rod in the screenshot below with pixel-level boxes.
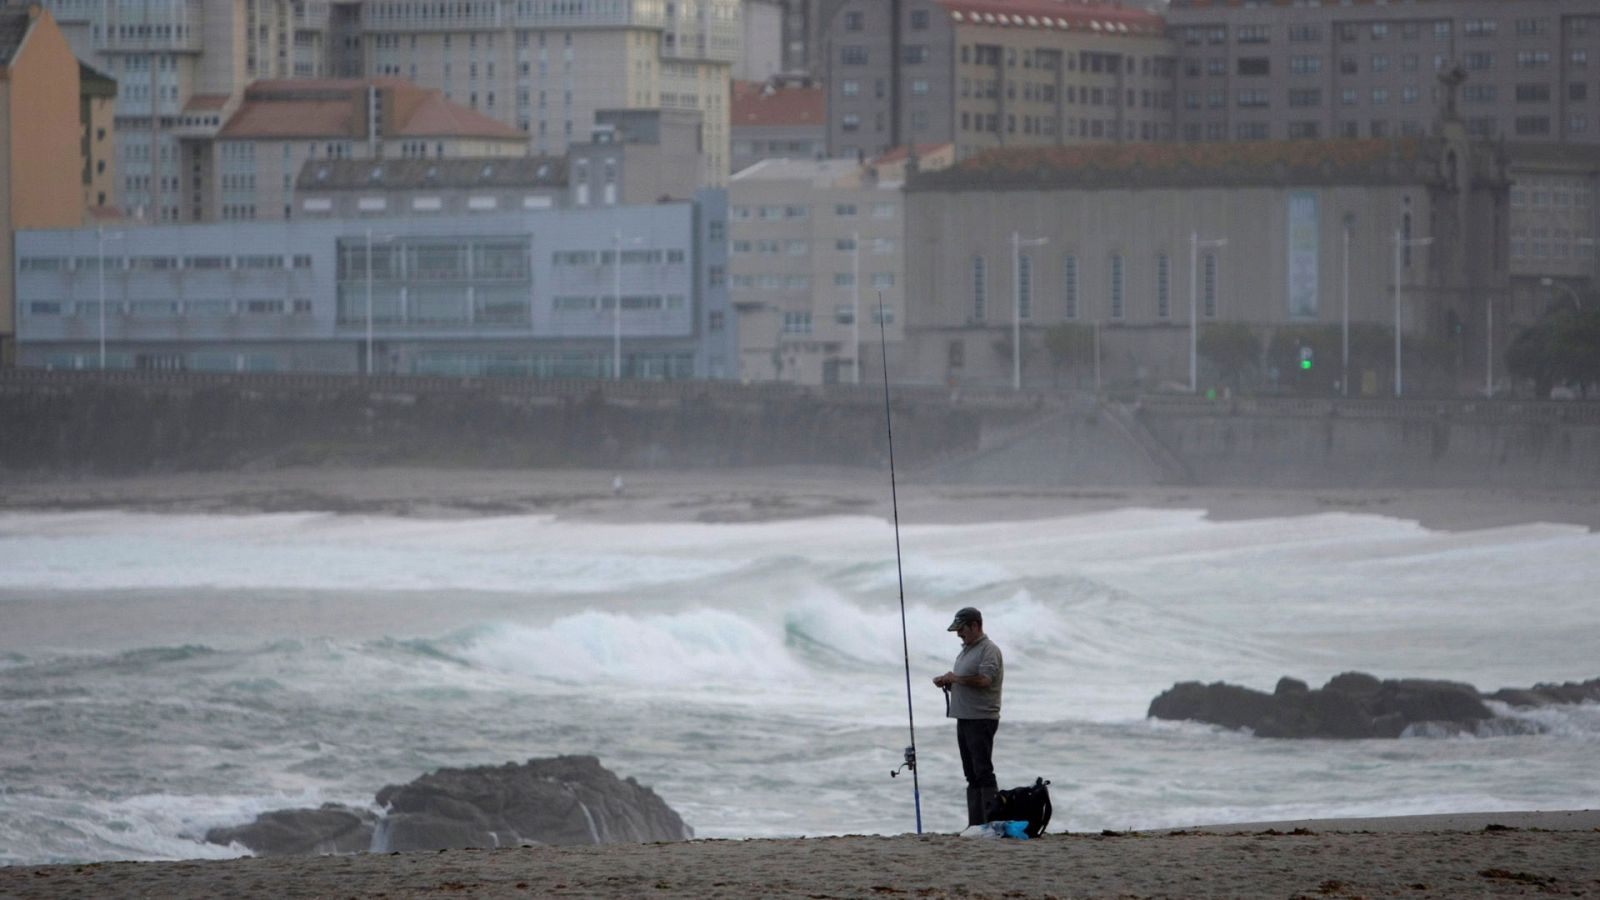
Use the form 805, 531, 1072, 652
878, 291, 922, 835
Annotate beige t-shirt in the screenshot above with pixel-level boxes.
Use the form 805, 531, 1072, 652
947, 634, 1003, 720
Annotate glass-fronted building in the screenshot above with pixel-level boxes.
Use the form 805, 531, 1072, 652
15, 194, 734, 380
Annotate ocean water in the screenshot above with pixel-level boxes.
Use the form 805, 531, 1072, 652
1, 506, 1597, 865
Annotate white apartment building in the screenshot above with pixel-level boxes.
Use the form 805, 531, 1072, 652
729, 156, 909, 385
353, 0, 740, 186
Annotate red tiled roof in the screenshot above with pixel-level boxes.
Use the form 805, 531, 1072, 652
873, 143, 953, 165
220, 98, 359, 138
219, 78, 524, 142
731, 80, 826, 128
184, 94, 230, 112
395, 91, 525, 139
938, 0, 1165, 36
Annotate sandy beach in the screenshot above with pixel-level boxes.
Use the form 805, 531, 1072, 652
4, 465, 1600, 531
3, 816, 1598, 899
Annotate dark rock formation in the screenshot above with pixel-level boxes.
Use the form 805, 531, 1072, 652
1148, 673, 1600, 739
204, 804, 376, 856
373, 755, 692, 851
205, 755, 690, 857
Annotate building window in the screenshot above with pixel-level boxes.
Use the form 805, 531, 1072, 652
782, 311, 813, 334
1018, 254, 1033, 320
1237, 57, 1270, 77
910, 9, 929, 30
1109, 254, 1124, 319
1156, 253, 1170, 318
972, 255, 986, 321
1063, 255, 1078, 319
841, 46, 867, 65
844, 11, 863, 31
1203, 253, 1218, 317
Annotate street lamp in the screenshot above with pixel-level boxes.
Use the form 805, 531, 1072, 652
96, 226, 124, 370
1540, 277, 1582, 311
1010, 230, 1047, 391
1392, 228, 1434, 398
364, 228, 398, 376
851, 230, 861, 385
1189, 231, 1228, 393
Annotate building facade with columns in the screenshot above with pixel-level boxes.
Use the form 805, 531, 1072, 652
900, 128, 1511, 396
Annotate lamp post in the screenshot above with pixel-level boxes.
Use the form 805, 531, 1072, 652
1189, 231, 1228, 393
1010, 230, 1047, 391
1341, 214, 1353, 398
1392, 228, 1434, 398
851, 230, 861, 385
96, 226, 124, 370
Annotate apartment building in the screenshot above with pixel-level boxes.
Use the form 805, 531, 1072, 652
1505, 142, 1600, 321
1166, 0, 1600, 145
43, 0, 306, 222
209, 78, 527, 222
79, 62, 117, 212
825, 0, 1174, 162
731, 78, 826, 174
348, 0, 739, 186
2, 3, 84, 366
16, 196, 736, 380
900, 128, 1510, 394
728, 146, 954, 384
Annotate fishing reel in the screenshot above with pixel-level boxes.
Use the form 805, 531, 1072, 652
890, 745, 916, 778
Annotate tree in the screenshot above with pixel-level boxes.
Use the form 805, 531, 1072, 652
1197, 322, 1261, 392
1505, 308, 1600, 398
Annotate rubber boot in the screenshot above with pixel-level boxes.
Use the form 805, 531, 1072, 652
965, 786, 984, 827
976, 786, 998, 825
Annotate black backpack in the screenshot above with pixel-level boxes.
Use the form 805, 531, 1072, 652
986, 777, 1052, 838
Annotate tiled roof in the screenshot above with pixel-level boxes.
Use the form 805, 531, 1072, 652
873, 143, 954, 165
183, 93, 230, 111
911, 139, 1445, 191
219, 78, 526, 142
221, 98, 360, 138
394, 91, 525, 139
296, 156, 567, 191
939, 0, 1165, 37
731, 80, 826, 128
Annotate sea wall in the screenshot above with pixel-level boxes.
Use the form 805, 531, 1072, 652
0, 371, 987, 473
1136, 396, 1600, 488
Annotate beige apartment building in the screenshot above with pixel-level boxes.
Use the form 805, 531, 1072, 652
729, 145, 953, 384
350, 0, 739, 185
43, 0, 307, 222
2, 3, 85, 366
825, 0, 1174, 161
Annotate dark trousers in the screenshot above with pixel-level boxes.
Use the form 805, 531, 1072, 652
956, 718, 999, 790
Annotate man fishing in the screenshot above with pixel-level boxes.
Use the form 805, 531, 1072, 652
932, 606, 1004, 827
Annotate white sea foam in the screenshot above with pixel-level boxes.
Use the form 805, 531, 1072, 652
2, 507, 1598, 861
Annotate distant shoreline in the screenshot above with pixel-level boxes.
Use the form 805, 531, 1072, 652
2, 812, 1596, 898
3, 465, 1599, 532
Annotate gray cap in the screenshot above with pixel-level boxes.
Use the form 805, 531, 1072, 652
947, 607, 982, 631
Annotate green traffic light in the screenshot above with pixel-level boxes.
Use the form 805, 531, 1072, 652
1300, 360, 1312, 370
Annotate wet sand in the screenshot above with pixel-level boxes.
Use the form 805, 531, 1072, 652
2, 817, 1597, 899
